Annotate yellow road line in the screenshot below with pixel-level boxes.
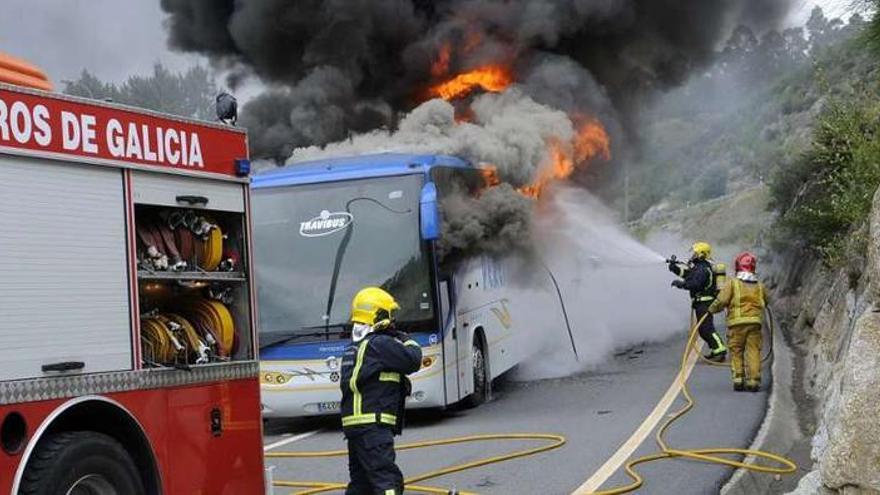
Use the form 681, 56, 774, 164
571, 341, 703, 494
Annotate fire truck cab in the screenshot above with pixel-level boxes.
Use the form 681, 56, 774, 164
0, 79, 264, 494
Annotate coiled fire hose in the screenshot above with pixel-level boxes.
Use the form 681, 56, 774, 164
267, 433, 566, 495
268, 309, 795, 495
590, 310, 797, 495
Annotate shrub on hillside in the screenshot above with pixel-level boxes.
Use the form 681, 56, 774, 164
771, 99, 880, 262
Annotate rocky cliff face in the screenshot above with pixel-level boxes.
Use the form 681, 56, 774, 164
782, 187, 880, 495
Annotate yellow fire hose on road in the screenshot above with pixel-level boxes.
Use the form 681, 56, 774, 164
268, 311, 796, 495
590, 311, 797, 495
267, 433, 566, 494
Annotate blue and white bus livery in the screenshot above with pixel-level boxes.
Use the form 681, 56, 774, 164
252, 153, 522, 418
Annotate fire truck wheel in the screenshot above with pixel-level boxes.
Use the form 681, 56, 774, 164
19, 431, 145, 495
462, 339, 489, 408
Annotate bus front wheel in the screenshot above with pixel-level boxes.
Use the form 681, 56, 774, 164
463, 339, 489, 408
19, 431, 145, 495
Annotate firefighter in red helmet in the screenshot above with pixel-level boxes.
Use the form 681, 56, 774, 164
709, 252, 768, 392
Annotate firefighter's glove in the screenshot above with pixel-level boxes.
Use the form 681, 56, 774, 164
671, 279, 686, 289
391, 330, 411, 343
372, 319, 392, 332
667, 260, 680, 274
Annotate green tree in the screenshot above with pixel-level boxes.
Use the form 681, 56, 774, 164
63, 64, 217, 121
771, 98, 880, 262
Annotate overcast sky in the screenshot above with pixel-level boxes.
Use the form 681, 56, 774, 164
0, 0, 198, 85
0, 0, 863, 89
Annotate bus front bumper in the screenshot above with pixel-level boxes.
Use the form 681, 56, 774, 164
260, 352, 445, 419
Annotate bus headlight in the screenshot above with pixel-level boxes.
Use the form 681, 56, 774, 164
261, 371, 292, 385
421, 356, 437, 370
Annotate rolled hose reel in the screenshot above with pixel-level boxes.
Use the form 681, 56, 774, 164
137, 214, 225, 271
140, 299, 236, 365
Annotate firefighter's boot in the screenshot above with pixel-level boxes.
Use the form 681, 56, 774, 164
705, 333, 727, 362
733, 375, 745, 392
745, 379, 760, 393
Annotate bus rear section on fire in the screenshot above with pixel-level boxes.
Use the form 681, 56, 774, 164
254, 153, 523, 418
0, 81, 264, 494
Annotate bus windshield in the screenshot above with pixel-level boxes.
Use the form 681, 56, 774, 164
253, 174, 434, 344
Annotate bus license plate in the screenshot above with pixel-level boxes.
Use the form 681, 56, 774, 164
318, 401, 340, 412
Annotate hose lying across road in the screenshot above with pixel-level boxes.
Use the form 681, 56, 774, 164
267, 433, 566, 494
268, 310, 796, 495
590, 310, 797, 495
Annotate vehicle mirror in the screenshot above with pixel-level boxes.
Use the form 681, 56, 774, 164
420, 182, 440, 241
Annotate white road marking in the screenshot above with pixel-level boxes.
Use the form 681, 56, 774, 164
263, 429, 322, 452
571, 341, 703, 494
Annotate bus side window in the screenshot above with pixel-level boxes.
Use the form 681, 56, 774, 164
439, 279, 454, 339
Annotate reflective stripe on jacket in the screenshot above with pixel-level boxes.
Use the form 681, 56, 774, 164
671, 258, 716, 302
340, 332, 422, 432
709, 278, 768, 327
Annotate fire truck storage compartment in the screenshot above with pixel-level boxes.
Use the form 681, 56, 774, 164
0, 154, 132, 382
132, 171, 253, 367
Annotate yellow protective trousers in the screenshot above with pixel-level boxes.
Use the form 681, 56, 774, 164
727, 323, 762, 384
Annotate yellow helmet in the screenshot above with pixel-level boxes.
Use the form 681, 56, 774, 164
691, 241, 712, 259
350, 287, 400, 327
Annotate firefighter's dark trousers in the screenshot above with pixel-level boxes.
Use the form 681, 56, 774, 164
694, 301, 725, 354
345, 425, 403, 495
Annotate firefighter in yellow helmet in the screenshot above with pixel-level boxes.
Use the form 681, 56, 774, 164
709, 252, 768, 392
669, 241, 727, 361
340, 287, 422, 495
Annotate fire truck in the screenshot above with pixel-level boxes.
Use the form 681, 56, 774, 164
0, 59, 264, 494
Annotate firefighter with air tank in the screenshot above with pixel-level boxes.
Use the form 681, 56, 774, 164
668, 242, 728, 362
340, 287, 422, 495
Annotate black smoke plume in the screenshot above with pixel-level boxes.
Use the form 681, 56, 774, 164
160, 0, 794, 162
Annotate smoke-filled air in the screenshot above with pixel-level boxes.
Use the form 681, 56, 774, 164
159, 0, 796, 372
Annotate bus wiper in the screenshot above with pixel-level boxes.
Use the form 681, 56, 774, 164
299, 323, 350, 332
323, 197, 410, 334
259, 324, 351, 349
302, 323, 352, 342
259, 330, 326, 349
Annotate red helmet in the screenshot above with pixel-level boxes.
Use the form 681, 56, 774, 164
735, 252, 757, 273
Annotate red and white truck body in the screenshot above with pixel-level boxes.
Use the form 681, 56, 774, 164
0, 83, 264, 494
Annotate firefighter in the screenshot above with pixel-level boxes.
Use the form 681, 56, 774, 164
668, 241, 727, 361
341, 287, 422, 495
709, 252, 768, 392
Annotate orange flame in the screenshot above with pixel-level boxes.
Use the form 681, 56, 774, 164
480, 164, 501, 188
573, 119, 611, 162
518, 121, 612, 199
431, 44, 452, 78
430, 65, 513, 101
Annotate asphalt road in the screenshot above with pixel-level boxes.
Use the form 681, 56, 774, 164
263, 333, 771, 495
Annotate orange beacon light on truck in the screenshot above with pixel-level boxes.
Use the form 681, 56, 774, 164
0, 52, 53, 91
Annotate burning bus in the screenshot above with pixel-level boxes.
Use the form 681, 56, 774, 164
253, 153, 523, 417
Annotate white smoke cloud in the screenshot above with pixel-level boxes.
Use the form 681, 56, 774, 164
508, 185, 688, 379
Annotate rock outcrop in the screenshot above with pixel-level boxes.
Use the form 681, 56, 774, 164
784, 187, 880, 495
